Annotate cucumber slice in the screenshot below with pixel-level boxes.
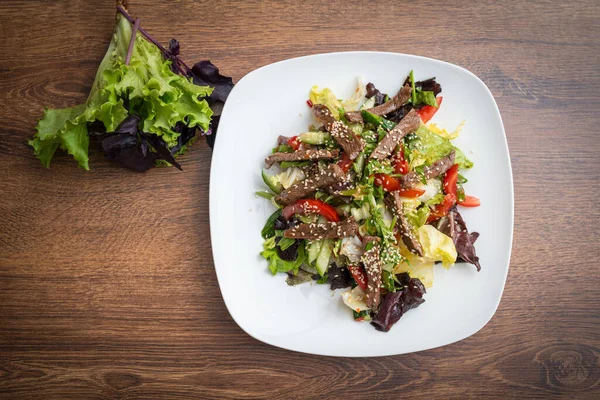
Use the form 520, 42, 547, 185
299, 131, 330, 145
315, 239, 333, 276
262, 170, 283, 194
307, 240, 322, 266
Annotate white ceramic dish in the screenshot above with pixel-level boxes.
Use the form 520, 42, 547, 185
210, 52, 513, 357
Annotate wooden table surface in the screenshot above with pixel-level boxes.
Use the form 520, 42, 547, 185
1, 0, 599, 398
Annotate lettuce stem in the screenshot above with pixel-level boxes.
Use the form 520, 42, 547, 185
124, 17, 140, 65
116, 5, 192, 75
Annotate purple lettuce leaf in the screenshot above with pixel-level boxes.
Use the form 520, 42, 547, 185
96, 115, 185, 172
452, 210, 481, 271
187, 61, 234, 149
327, 263, 353, 290
371, 274, 426, 332
365, 82, 387, 106
436, 207, 481, 271
416, 77, 442, 97
142, 133, 182, 171
169, 121, 197, 155
191, 60, 234, 104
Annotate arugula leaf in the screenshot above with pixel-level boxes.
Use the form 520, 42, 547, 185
261, 209, 282, 239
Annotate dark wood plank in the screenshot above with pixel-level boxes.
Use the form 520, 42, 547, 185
1, 0, 599, 398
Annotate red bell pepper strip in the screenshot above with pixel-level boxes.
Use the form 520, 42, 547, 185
417, 96, 443, 123
443, 164, 459, 197
458, 195, 481, 207
374, 173, 425, 197
399, 188, 426, 198
306, 99, 313, 108
348, 265, 368, 290
337, 152, 352, 173
287, 136, 301, 151
427, 193, 456, 223
282, 199, 340, 222
391, 147, 410, 174
373, 173, 401, 192
428, 163, 460, 222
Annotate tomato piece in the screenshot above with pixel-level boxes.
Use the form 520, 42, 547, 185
282, 199, 340, 222
398, 188, 425, 198
391, 147, 410, 174
348, 265, 368, 290
337, 152, 352, 173
427, 193, 456, 223
443, 164, 459, 197
373, 173, 401, 192
417, 96, 443, 123
458, 195, 480, 207
287, 136, 301, 151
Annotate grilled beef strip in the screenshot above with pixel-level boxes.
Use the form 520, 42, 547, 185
265, 148, 339, 169
385, 191, 424, 256
345, 85, 412, 123
401, 150, 456, 188
313, 104, 365, 160
369, 108, 421, 160
274, 164, 346, 206
361, 238, 382, 309
283, 216, 358, 240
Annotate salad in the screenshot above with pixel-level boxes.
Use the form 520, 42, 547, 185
258, 72, 481, 332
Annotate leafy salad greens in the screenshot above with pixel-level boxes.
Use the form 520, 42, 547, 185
29, 5, 233, 171
258, 72, 482, 332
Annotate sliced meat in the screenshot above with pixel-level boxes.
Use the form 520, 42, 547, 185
361, 239, 382, 309
274, 164, 346, 205
361, 235, 381, 244
324, 181, 354, 204
436, 207, 481, 271
265, 148, 339, 168
369, 108, 421, 160
313, 105, 365, 160
401, 150, 456, 188
345, 85, 412, 123
283, 216, 358, 240
385, 191, 424, 257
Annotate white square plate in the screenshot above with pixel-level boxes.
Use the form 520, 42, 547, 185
210, 52, 513, 357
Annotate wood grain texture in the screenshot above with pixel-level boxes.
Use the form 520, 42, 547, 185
1, 0, 599, 398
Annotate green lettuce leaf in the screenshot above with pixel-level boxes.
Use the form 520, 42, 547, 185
309, 86, 342, 118
29, 105, 89, 169
410, 125, 473, 170
261, 237, 306, 275
414, 90, 438, 107
417, 225, 457, 268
